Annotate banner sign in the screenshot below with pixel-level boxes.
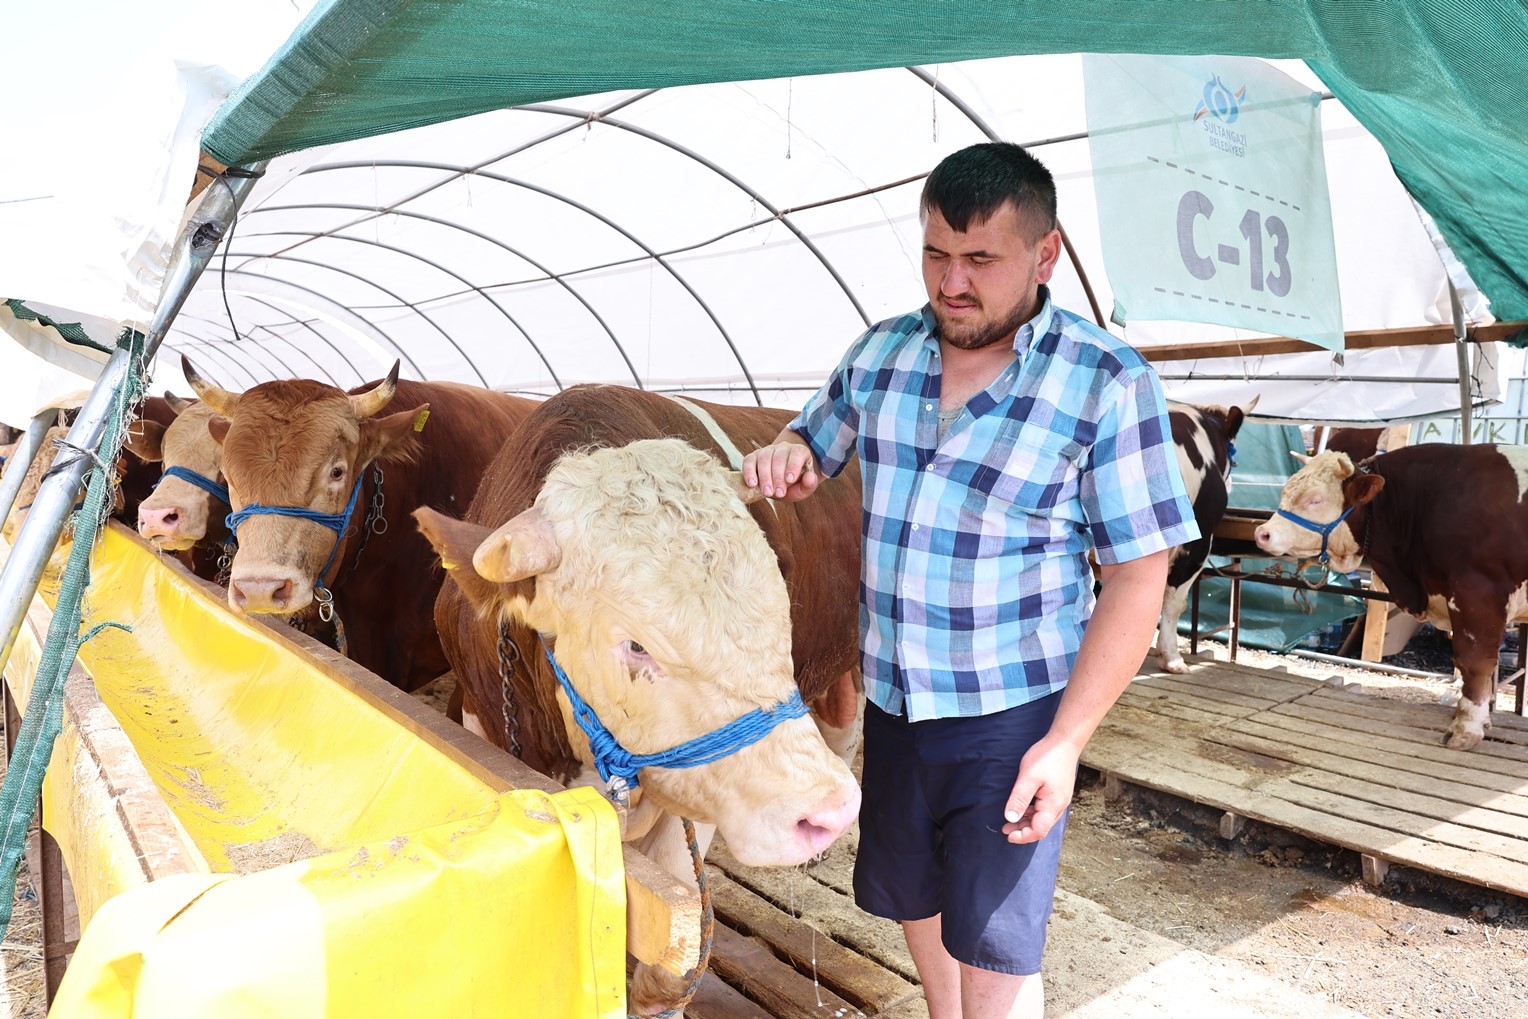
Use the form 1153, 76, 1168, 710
1083, 54, 1343, 351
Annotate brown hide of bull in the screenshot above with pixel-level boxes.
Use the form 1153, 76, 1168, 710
424, 384, 863, 783
1322, 444, 1528, 748
216, 377, 537, 692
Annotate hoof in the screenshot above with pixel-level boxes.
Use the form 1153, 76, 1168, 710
1443, 728, 1483, 751
1159, 657, 1189, 675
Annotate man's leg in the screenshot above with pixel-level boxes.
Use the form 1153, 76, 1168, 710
903, 916, 960, 1019
904, 915, 1044, 1019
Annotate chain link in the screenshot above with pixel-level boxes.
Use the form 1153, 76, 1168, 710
497, 620, 524, 759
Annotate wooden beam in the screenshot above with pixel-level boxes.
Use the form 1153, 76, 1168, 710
1140, 321, 1527, 363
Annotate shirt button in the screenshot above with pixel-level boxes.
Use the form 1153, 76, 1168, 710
926, 463, 935, 471
925, 403, 933, 411
911, 523, 919, 531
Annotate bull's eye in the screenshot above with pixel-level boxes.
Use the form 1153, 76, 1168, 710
330, 465, 345, 481
628, 641, 647, 656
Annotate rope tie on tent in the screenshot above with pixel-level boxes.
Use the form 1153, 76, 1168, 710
0, 332, 147, 942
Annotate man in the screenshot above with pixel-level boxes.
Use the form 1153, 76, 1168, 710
742, 142, 1197, 1019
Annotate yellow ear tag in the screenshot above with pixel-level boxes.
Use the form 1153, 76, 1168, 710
412, 409, 431, 433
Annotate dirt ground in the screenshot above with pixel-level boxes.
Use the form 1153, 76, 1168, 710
1053, 638, 1528, 1019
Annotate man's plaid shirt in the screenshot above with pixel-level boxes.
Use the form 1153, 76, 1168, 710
792, 292, 1198, 721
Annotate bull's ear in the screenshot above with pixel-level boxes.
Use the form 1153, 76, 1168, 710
1346, 473, 1386, 506
1290, 450, 1313, 466
207, 415, 231, 446
359, 403, 428, 466
414, 507, 504, 613
730, 470, 767, 506
473, 507, 561, 583
123, 419, 166, 463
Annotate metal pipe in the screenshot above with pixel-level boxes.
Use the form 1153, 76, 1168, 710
1451, 281, 1472, 444
1281, 647, 1452, 682
0, 412, 56, 527
0, 163, 268, 672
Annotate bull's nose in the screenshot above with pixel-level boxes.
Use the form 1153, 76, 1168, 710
1254, 525, 1272, 547
794, 780, 861, 857
138, 505, 182, 539
229, 576, 297, 612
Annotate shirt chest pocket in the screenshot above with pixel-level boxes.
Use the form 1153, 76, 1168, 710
962, 427, 1084, 517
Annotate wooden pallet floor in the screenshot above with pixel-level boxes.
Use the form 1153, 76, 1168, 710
1087, 658, 1528, 896
693, 828, 927, 1019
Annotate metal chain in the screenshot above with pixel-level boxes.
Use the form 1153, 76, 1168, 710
349, 464, 387, 575
496, 620, 524, 759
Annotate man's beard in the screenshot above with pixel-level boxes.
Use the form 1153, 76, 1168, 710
934, 296, 1034, 351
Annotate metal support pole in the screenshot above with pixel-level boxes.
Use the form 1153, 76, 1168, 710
0, 162, 267, 673
1451, 281, 1472, 445
0, 412, 57, 527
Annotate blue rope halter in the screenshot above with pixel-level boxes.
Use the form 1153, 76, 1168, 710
541, 642, 809, 798
154, 465, 229, 506
225, 476, 364, 619
1273, 505, 1355, 564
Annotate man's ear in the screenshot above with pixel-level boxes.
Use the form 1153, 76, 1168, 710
1033, 228, 1063, 285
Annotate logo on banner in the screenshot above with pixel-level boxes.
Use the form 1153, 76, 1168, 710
1194, 75, 1247, 157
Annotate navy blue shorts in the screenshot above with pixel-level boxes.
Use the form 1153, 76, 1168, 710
853, 693, 1067, 976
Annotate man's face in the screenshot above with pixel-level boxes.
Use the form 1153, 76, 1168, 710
922, 202, 1061, 351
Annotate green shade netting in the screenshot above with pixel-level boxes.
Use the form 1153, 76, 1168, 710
200, 1, 1528, 322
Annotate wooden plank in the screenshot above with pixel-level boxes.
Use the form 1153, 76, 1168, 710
1257, 702, 1528, 772
708, 872, 919, 1014
1116, 688, 1250, 726
1308, 686, 1528, 740
1127, 675, 1281, 712
1088, 716, 1528, 895
685, 972, 777, 1019
1288, 768, 1528, 843
1362, 575, 1389, 663
1270, 699, 1528, 765
1136, 662, 1319, 703
1208, 728, 1528, 820
1138, 321, 1527, 363
1226, 716, 1528, 797
707, 924, 865, 1019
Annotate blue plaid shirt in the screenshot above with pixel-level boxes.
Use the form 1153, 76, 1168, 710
792, 291, 1198, 721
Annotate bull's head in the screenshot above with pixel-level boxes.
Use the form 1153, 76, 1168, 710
1254, 450, 1385, 573
129, 395, 230, 552
415, 438, 859, 867
184, 356, 427, 615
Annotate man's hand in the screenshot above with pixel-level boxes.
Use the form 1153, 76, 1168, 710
742, 440, 820, 501
1001, 735, 1081, 844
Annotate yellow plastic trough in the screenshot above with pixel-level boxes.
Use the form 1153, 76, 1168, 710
2, 524, 699, 1018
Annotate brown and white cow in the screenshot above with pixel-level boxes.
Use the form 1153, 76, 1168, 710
1155, 400, 1253, 673
414, 399, 862, 1014
181, 358, 538, 693
1254, 445, 1528, 750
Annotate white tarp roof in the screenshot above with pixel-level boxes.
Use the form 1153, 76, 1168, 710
0, 2, 1501, 427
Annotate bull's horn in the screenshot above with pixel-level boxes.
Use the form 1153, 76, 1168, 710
350, 360, 400, 419
730, 470, 768, 506
163, 391, 195, 416
182, 356, 240, 417
472, 507, 561, 583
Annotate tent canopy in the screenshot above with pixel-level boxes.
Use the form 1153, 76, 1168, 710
3, 1, 1524, 426
203, 0, 1528, 323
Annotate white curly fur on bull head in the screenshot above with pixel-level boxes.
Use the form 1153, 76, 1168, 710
472, 437, 860, 868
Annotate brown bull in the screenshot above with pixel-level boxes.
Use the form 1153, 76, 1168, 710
182, 357, 538, 692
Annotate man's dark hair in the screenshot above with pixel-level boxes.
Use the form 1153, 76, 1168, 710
920, 142, 1058, 240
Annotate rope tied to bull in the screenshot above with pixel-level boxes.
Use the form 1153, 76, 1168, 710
540, 640, 809, 800
637, 815, 715, 1019
153, 465, 228, 505
1273, 504, 1355, 567
225, 475, 364, 624
496, 620, 524, 760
